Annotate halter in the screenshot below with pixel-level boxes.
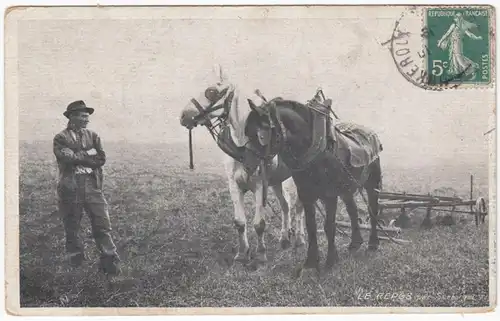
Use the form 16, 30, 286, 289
245, 98, 288, 208
245, 99, 287, 162
190, 86, 234, 141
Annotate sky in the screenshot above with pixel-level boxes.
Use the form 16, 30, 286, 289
13, 6, 494, 168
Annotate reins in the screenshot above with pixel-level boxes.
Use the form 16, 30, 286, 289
189, 129, 194, 170
254, 89, 273, 209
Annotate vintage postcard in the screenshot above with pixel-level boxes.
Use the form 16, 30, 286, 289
3, 4, 497, 316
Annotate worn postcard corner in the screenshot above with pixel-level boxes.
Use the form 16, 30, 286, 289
3, 3, 497, 316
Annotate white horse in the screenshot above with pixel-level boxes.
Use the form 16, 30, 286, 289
179, 66, 305, 265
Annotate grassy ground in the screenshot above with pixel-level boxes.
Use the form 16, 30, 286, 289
19, 141, 490, 308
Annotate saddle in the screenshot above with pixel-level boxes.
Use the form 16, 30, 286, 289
334, 122, 383, 168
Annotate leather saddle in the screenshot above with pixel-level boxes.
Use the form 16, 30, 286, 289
333, 122, 383, 168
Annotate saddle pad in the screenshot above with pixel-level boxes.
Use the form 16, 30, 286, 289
334, 122, 383, 168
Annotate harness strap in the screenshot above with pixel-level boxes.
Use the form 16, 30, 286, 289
260, 157, 268, 207
278, 107, 328, 172
191, 88, 235, 139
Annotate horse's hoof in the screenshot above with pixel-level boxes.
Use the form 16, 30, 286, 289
325, 257, 339, 269
301, 263, 321, 279
303, 257, 320, 270
256, 252, 268, 263
292, 265, 303, 279
234, 249, 250, 265
368, 236, 380, 251
280, 238, 292, 250
325, 248, 340, 268
324, 261, 336, 270
234, 255, 250, 265
295, 236, 306, 248
348, 242, 363, 253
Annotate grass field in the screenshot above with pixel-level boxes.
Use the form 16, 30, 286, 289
19, 140, 490, 308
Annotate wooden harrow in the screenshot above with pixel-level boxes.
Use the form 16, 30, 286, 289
377, 175, 488, 228
327, 175, 487, 246
315, 206, 410, 245
334, 220, 409, 244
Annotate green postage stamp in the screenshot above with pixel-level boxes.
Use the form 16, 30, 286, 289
426, 7, 492, 86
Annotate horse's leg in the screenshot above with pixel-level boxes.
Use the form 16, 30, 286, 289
323, 195, 340, 268
226, 161, 250, 264
342, 193, 364, 252
271, 183, 291, 249
283, 177, 305, 248
253, 179, 268, 264
366, 159, 382, 251
293, 200, 306, 248
298, 184, 319, 270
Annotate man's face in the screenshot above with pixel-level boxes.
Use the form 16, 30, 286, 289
69, 111, 90, 129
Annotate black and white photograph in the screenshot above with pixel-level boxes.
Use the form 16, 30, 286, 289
3, 4, 497, 315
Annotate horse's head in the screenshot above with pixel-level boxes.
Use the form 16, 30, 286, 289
246, 97, 314, 164
179, 65, 235, 130
245, 98, 286, 160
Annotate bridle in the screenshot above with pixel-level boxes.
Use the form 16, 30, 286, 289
190, 86, 234, 141
244, 98, 288, 208
246, 99, 288, 162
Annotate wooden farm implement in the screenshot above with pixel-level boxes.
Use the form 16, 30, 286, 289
377, 175, 488, 228
326, 175, 487, 246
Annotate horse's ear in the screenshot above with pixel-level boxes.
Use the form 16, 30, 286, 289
219, 65, 228, 83
247, 99, 257, 110
213, 64, 227, 83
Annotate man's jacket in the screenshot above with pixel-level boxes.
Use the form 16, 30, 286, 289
53, 126, 106, 200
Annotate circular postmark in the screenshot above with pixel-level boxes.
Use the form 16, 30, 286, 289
383, 6, 491, 90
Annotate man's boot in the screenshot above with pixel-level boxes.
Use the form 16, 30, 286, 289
69, 252, 85, 268
99, 254, 121, 276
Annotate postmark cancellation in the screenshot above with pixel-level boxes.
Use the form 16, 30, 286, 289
387, 5, 494, 90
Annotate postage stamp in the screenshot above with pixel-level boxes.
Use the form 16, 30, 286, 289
384, 5, 495, 90
425, 7, 492, 86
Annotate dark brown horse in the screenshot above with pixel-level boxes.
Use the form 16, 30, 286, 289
244, 98, 384, 271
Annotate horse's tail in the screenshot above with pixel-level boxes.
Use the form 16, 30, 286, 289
366, 157, 382, 192
375, 157, 383, 192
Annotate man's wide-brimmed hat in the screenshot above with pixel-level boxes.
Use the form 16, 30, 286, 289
63, 100, 94, 118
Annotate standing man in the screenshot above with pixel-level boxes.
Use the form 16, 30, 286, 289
53, 100, 121, 276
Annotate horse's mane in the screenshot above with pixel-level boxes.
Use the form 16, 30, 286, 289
269, 98, 311, 120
